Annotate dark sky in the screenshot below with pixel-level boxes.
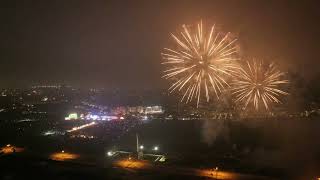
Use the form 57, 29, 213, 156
1, 0, 319, 89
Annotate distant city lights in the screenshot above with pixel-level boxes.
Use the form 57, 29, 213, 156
145, 106, 163, 114
85, 114, 119, 121
70, 134, 94, 139
65, 113, 122, 121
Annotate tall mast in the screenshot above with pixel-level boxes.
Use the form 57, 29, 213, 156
136, 133, 139, 153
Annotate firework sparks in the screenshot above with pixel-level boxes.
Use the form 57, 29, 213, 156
231, 60, 289, 110
162, 21, 239, 107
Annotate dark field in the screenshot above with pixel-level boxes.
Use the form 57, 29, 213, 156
0, 118, 320, 179
117, 118, 320, 179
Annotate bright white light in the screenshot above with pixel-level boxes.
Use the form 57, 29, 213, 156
67, 122, 96, 132
85, 114, 118, 121
159, 156, 166, 162
142, 116, 148, 121
90, 115, 99, 120
139, 145, 144, 149
44, 131, 55, 136
153, 146, 159, 151
119, 116, 124, 120
107, 151, 113, 156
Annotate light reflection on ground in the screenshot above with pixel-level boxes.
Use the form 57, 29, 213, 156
114, 159, 149, 169
114, 158, 269, 180
49, 152, 79, 161
1, 145, 24, 154
198, 169, 236, 179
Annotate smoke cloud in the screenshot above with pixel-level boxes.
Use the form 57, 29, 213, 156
201, 119, 229, 146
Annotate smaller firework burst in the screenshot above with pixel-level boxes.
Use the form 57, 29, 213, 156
231, 60, 289, 110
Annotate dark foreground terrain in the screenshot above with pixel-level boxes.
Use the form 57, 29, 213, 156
0, 155, 216, 180
0, 118, 320, 179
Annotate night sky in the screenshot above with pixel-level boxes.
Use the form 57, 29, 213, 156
1, 0, 319, 89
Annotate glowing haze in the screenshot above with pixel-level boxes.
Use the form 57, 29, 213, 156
162, 21, 239, 107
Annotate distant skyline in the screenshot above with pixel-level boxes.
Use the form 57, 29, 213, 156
1, 0, 319, 89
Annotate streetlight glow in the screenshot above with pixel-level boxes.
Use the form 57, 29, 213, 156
153, 146, 159, 151
107, 151, 113, 156
139, 145, 144, 149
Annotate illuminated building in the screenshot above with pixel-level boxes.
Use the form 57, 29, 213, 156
145, 106, 163, 114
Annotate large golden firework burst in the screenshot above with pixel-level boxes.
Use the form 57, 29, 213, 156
161, 21, 239, 107
231, 60, 289, 110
